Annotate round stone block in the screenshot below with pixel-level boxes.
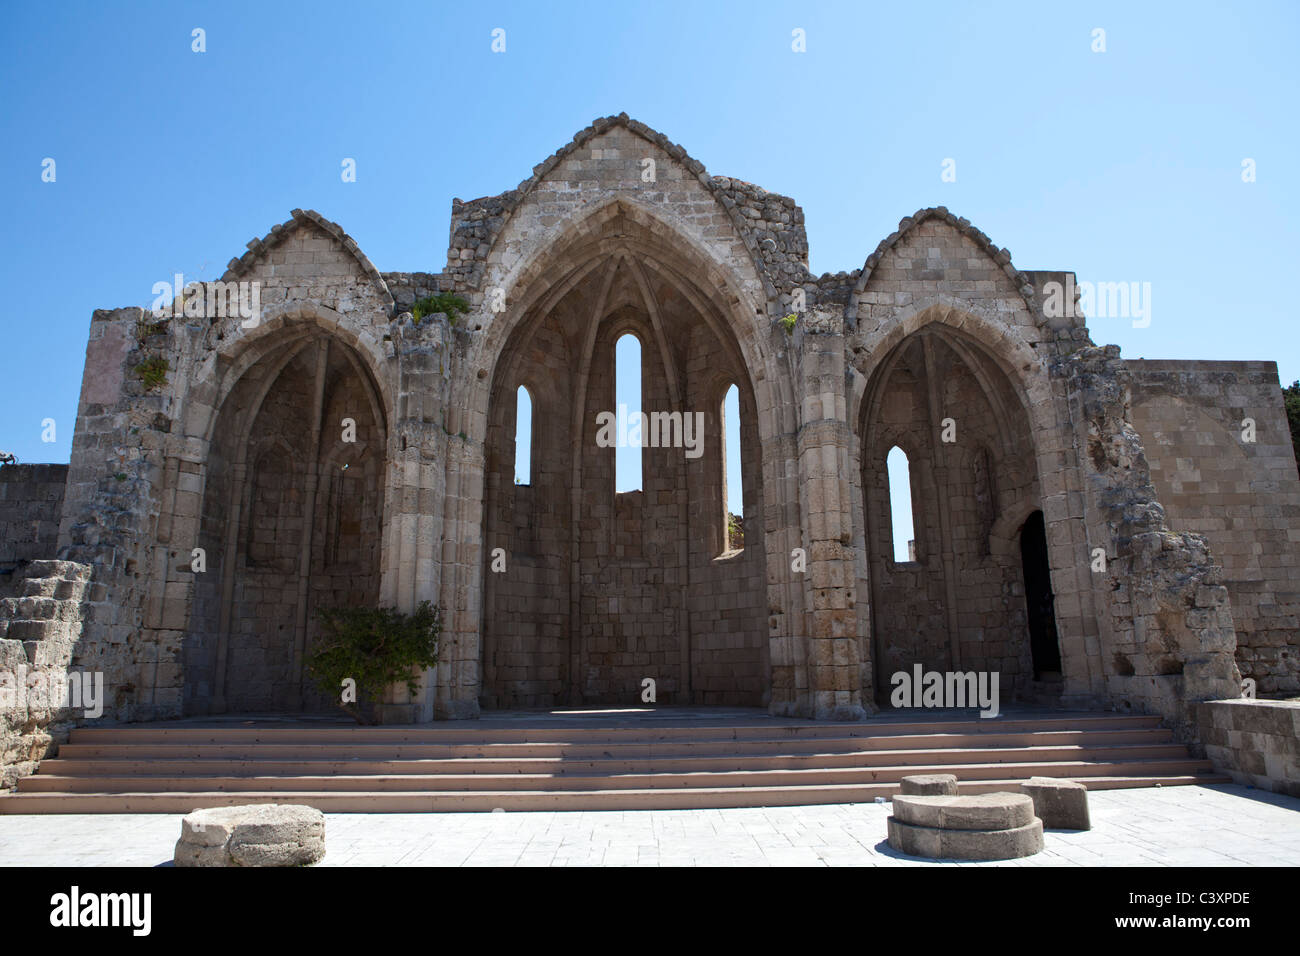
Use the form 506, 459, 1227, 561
898, 773, 958, 796
887, 816, 1044, 860
174, 804, 326, 867
892, 791, 1036, 831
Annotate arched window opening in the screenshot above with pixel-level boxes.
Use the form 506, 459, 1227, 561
514, 385, 532, 485
614, 334, 642, 492
886, 445, 916, 563
722, 383, 744, 550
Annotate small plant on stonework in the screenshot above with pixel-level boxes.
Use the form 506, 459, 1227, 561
307, 601, 441, 725
727, 512, 744, 550
134, 356, 169, 391
411, 293, 470, 326
780, 313, 797, 335
134, 314, 169, 344
113, 472, 127, 482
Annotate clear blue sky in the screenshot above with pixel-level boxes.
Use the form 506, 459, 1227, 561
2, 0, 1295, 477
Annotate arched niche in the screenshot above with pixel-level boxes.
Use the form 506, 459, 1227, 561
184, 332, 387, 715
478, 208, 769, 710
858, 322, 1056, 705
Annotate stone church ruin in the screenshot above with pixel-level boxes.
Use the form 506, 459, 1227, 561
2, 114, 1297, 793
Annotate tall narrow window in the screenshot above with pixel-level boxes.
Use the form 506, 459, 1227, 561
722, 383, 744, 550
514, 385, 532, 485
886, 445, 916, 562
614, 334, 642, 492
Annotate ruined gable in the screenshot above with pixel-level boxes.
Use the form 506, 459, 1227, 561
222, 209, 395, 322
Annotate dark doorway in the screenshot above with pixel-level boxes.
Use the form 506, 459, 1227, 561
1019, 510, 1061, 678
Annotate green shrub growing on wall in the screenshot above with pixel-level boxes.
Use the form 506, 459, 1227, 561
727, 512, 744, 550
307, 601, 441, 724
780, 313, 797, 335
134, 356, 169, 391
411, 292, 470, 326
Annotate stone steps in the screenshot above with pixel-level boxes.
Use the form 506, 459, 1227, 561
33, 741, 1192, 775
0, 712, 1227, 813
0, 775, 1223, 814
63, 713, 1166, 742
49, 732, 1178, 760
16, 758, 1218, 793
0, 560, 92, 643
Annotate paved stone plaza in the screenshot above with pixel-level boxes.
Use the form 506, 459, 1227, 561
1, 783, 1296, 867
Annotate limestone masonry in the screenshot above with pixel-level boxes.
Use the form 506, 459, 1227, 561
2, 114, 1297, 790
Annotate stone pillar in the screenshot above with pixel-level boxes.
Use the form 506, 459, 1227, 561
377, 315, 453, 723
764, 423, 806, 717
435, 438, 483, 719
793, 309, 867, 719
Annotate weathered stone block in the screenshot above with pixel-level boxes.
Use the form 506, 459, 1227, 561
173, 804, 325, 867
1020, 776, 1091, 830
899, 773, 958, 796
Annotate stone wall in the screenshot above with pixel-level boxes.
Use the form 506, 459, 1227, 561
480, 314, 572, 708
576, 316, 687, 703
1062, 345, 1243, 741
381, 272, 454, 314
0, 464, 67, 599
1129, 360, 1300, 695
1197, 699, 1300, 796
683, 325, 768, 707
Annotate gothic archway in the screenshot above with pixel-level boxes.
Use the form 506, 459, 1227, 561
184, 332, 387, 714
478, 207, 769, 709
859, 323, 1056, 705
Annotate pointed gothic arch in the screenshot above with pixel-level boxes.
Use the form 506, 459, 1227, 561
183, 327, 387, 715
857, 318, 1072, 704
477, 204, 771, 709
